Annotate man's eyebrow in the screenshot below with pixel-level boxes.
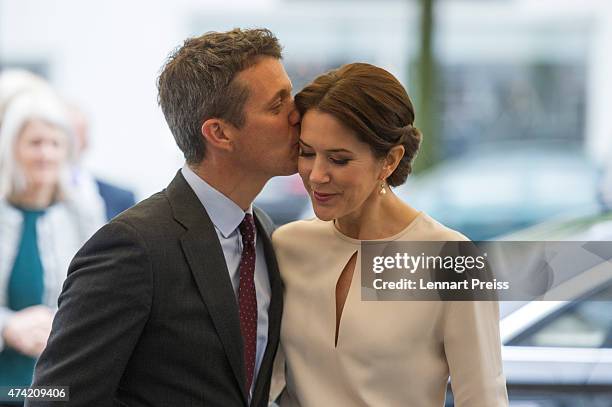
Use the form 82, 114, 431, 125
298, 139, 353, 154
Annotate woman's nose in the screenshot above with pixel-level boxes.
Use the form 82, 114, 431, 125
39, 142, 56, 160
309, 157, 330, 184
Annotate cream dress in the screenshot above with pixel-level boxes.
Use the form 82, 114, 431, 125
271, 212, 508, 407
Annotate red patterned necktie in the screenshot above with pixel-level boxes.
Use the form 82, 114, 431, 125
238, 213, 257, 395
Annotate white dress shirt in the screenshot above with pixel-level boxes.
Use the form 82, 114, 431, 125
181, 165, 271, 400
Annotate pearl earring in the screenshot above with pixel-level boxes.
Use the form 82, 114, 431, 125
379, 180, 387, 195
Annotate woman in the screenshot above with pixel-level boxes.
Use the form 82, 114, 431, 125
0, 91, 104, 390
272, 63, 508, 406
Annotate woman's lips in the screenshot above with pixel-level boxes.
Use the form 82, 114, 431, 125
313, 191, 336, 203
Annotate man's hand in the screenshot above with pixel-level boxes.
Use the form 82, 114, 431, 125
2, 305, 54, 357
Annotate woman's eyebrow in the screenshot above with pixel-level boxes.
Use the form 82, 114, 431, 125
298, 139, 353, 153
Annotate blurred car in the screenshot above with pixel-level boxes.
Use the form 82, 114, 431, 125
501, 211, 612, 241
255, 174, 309, 226
497, 206, 612, 405
393, 143, 600, 240
499, 268, 612, 406
448, 207, 612, 406
443, 264, 612, 407
433, 154, 612, 407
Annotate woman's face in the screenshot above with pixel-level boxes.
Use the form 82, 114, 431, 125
298, 109, 384, 221
15, 119, 69, 190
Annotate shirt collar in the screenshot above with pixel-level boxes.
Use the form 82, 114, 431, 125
181, 164, 253, 238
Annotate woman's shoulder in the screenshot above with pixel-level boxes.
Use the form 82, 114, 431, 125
403, 212, 470, 242
272, 217, 332, 245
0, 199, 21, 228
44, 200, 104, 238
0, 198, 14, 212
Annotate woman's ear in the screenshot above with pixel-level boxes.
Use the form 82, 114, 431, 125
381, 145, 405, 179
201, 118, 235, 152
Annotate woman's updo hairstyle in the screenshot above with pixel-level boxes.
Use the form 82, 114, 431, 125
295, 63, 421, 187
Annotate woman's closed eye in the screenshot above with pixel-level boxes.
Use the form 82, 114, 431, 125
329, 157, 350, 165
299, 150, 351, 166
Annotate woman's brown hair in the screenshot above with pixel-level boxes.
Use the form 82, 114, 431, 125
295, 63, 421, 186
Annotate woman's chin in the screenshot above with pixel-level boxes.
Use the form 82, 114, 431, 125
28, 177, 59, 190
313, 207, 335, 222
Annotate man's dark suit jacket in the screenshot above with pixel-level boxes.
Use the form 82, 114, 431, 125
27, 171, 283, 407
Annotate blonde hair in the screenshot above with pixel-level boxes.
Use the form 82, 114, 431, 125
0, 90, 75, 200
0, 69, 51, 122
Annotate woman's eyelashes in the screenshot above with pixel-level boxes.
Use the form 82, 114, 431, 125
329, 157, 350, 165
298, 149, 351, 166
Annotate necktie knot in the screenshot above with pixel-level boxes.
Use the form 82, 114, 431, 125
239, 213, 255, 245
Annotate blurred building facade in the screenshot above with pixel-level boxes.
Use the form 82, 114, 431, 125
1, 0, 611, 198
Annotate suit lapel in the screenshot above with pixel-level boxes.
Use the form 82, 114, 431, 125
167, 172, 248, 404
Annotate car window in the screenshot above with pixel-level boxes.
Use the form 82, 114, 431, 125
509, 283, 612, 348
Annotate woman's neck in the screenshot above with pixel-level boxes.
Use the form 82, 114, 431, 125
11, 185, 57, 210
335, 190, 420, 240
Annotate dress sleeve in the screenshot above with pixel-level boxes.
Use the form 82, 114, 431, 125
443, 300, 509, 407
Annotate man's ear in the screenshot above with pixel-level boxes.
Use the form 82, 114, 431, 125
201, 118, 235, 152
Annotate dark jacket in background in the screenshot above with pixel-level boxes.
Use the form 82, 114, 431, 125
95, 179, 136, 220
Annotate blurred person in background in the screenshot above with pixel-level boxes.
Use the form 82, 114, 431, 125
67, 104, 136, 220
0, 70, 51, 127
0, 91, 104, 394
1, 70, 131, 222
271, 63, 508, 406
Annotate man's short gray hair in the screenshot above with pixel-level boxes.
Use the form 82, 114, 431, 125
157, 28, 282, 164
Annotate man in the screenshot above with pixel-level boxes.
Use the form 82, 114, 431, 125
28, 28, 299, 406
